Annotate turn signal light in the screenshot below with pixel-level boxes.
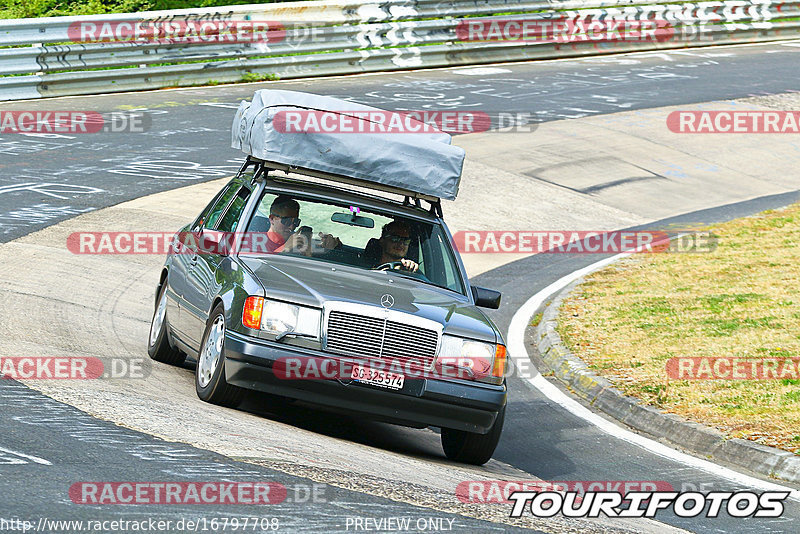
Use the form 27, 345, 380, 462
243, 296, 264, 329
492, 344, 507, 378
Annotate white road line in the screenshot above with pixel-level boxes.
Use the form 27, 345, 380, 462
506, 252, 800, 502
451, 67, 513, 75
0, 446, 52, 465
197, 102, 242, 109
0, 183, 36, 194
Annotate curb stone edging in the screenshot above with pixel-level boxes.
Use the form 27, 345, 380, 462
530, 277, 800, 485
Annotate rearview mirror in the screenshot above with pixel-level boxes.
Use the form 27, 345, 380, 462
471, 286, 501, 309
331, 211, 374, 228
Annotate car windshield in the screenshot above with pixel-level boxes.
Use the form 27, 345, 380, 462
244, 191, 465, 295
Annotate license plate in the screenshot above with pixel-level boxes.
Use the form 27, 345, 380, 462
350, 364, 405, 390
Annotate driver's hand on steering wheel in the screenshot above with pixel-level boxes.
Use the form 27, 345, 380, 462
398, 259, 419, 272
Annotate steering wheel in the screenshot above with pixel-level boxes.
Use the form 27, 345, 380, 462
373, 261, 432, 283
374, 261, 405, 271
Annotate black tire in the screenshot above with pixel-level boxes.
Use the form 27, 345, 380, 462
441, 404, 505, 465
148, 283, 185, 366
195, 303, 244, 408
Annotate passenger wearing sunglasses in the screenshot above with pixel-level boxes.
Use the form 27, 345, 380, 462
265, 195, 340, 255
374, 220, 419, 272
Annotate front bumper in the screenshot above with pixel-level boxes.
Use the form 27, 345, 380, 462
224, 331, 507, 433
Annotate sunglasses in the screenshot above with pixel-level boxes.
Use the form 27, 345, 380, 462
387, 234, 411, 245
271, 214, 301, 228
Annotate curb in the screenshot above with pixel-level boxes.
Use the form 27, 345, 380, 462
530, 278, 800, 485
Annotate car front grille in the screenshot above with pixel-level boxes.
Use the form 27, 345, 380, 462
325, 310, 439, 369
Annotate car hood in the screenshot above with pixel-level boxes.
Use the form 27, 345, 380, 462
241, 256, 498, 342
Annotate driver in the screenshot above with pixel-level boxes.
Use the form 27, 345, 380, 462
265, 195, 340, 255
374, 220, 418, 272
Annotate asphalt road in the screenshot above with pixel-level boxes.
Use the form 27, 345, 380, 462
2, 40, 800, 533
0, 379, 531, 533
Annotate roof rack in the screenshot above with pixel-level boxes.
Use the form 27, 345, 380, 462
237, 156, 443, 217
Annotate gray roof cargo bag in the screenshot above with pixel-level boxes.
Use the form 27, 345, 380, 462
232, 90, 465, 200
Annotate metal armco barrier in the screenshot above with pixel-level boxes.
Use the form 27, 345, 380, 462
1, 0, 799, 101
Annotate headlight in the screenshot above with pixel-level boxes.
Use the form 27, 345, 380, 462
242, 296, 321, 340
437, 335, 506, 384
261, 300, 299, 334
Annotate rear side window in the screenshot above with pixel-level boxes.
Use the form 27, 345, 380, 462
192, 188, 226, 232
204, 185, 238, 230
217, 186, 252, 232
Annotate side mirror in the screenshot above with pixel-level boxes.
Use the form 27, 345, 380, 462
471, 286, 501, 309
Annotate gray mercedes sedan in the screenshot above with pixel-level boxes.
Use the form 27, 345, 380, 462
148, 160, 507, 464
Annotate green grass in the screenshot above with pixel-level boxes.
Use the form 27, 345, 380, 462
557, 202, 800, 454
240, 71, 279, 82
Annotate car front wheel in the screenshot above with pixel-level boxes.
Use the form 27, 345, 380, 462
441, 404, 505, 465
195, 304, 244, 408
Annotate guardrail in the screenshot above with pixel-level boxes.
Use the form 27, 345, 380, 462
1, 0, 798, 101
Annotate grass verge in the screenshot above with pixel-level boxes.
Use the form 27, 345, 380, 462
557, 203, 800, 454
